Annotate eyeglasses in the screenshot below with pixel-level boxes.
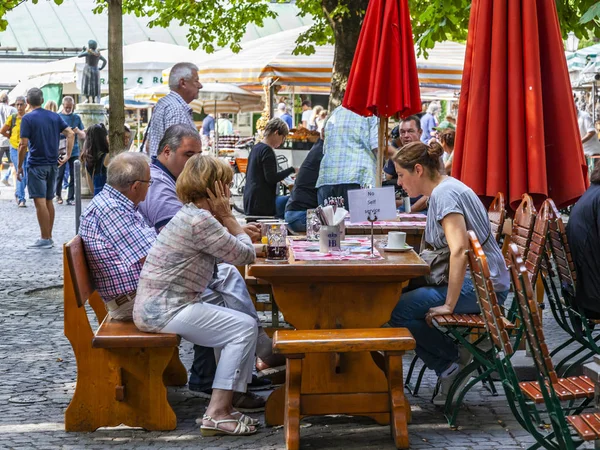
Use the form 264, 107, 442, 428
132, 179, 153, 186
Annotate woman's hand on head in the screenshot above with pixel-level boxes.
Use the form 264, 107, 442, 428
206, 180, 233, 221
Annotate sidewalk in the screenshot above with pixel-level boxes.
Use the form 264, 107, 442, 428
0, 185, 593, 449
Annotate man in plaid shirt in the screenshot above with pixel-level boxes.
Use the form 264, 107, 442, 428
145, 62, 202, 158
79, 152, 155, 320
316, 105, 379, 207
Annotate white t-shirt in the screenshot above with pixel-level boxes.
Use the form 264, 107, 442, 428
578, 110, 600, 156
301, 109, 312, 125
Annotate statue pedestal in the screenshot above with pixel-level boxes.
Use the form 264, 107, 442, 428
75, 103, 106, 128
75, 103, 106, 197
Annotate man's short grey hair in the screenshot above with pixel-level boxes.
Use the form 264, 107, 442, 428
0, 91, 8, 104
27, 88, 44, 107
107, 153, 150, 191
427, 102, 440, 115
169, 62, 199, 90
62, 96, 75, 104
157, 124, 201, 156
15, 96, 26, 104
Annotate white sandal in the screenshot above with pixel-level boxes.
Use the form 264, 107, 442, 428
232, 411, 261, 427
200, 414, 257, 436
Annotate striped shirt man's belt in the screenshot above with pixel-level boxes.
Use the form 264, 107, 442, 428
106, 291, 136, 312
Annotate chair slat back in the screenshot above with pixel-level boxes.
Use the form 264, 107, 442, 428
507, 243, 558, 384
487, 192, 506, 244
524, 200, 550, 284
510, 194, 537, 260
467, 231, 513, 356
544, 199, 577, 295
65, 236, 94, 308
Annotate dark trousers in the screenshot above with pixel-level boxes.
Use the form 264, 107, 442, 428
56, 156, 77, 201
189, 345, 217, 391
317, 183, 361, 209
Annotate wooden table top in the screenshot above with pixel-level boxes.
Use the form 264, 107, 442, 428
248, 237, 429, 281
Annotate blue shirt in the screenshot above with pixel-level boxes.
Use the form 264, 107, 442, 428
147, 91, 195, 157
281, 113, 293, 129
201, 115, 215, 136
59, 113, 84, 157
20, 108, 68, 167
420, 113, 436, 143
316, 106, 379, 188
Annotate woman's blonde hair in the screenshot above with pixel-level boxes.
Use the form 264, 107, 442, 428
392, 141, 444, 180
176, 155, 233, 204
44, 100, 58, 112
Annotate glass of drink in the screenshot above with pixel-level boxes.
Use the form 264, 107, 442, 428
266, 222, 289, 263
306, 209, 320, 241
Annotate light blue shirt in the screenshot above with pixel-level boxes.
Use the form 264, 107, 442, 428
420, 113, 436, 143
316, 106, 379, 188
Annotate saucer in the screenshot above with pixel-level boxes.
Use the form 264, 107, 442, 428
384, 245, 413, 252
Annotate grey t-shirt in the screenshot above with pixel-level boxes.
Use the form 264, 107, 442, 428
425, 177, 510, 292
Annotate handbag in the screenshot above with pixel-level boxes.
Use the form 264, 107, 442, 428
406, 228, 492, 291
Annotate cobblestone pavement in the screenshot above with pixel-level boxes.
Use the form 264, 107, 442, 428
0, 185, 594, 449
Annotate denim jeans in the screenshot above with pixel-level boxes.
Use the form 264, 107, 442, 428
56, 156, 77, 202
317, 183, 361, 209
275, 195, 289, 219
390, 275, 508, 375
284, 210, 307, 233
10, 147, 28, 203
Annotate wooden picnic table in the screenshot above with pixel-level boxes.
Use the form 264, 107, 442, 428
247, 237, 429, 428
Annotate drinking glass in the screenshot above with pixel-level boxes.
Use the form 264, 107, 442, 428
266, 222, 288, 262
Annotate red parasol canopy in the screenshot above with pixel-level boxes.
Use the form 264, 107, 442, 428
343, 0, 421, 118
452, 0, 588, 210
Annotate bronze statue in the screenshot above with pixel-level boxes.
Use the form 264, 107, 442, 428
78, 40, 107, 103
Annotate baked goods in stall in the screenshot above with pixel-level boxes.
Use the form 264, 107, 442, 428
288, 126, 320, 143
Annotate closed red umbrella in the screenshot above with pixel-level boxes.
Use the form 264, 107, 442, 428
343, 0, 421, 186
452, 0, 588, 210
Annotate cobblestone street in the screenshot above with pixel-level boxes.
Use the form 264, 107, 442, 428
0, 185, 594, 449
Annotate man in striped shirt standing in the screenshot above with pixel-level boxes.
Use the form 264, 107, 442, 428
145, 62, 202, 158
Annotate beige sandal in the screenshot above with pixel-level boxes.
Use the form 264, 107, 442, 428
200, 414, 257, 437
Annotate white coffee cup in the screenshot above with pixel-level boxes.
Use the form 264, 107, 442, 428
387, 231, 407, 249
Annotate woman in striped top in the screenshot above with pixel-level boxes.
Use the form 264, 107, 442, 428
134, 155, 259, 436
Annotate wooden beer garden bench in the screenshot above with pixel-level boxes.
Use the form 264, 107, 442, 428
273, 328, 416, 450
63, 236, 187, 432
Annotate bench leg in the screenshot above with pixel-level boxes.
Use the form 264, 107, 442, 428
284, 356, 303, 450
386, 351, 410, 449
163, 347, 188, 387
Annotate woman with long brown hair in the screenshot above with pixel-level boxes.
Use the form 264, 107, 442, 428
389, 141, 509, 406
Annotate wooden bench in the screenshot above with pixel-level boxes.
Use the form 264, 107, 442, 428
273, 328, 416, 450
64, 236, 187, 432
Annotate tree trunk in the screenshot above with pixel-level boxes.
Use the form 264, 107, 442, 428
324, 0, 368, 111
108, 0, 124, 154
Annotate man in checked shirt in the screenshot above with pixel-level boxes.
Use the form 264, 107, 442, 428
144, 62, 202, 158
79, 152, 156, 320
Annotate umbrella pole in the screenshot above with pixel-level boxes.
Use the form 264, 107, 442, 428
214, 100, 218, 157
376, 117, 387, 187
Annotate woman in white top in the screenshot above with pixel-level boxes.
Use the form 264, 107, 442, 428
134, 155, 259, 436
389, 141, 510, 406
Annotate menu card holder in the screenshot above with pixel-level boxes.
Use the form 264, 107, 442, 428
366, 212, 378, 259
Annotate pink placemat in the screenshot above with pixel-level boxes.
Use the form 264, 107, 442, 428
290, 238, 383, 261
346, 220, 425, 228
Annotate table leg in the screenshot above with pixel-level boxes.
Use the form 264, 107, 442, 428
285, 357, 303, 450
387, 351, 409, 449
